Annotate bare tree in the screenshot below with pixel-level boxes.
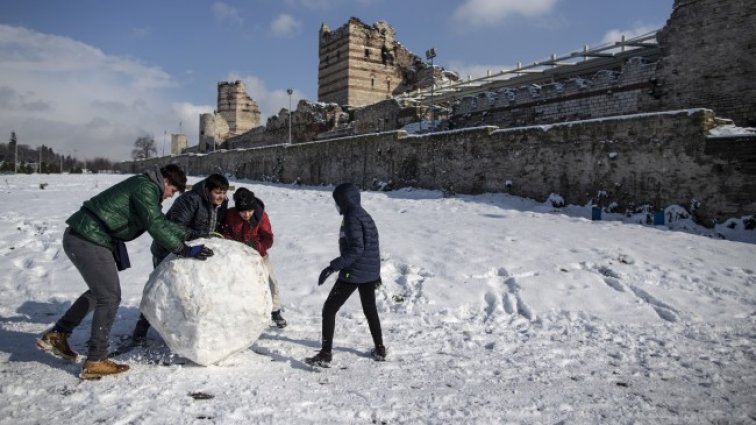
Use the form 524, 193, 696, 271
132, 136, 157, 160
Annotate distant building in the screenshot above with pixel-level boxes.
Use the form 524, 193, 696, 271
199, 81, 262, 152
171, 133, 187, 155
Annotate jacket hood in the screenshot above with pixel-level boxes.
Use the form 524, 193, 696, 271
333, 183, 360, 214
191, 178, 210, 203
144, 166, 164, 202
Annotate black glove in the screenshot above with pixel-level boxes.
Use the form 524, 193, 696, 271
318, 266, 335, 286
180, 244, 214, 260
245, 240, 259, 253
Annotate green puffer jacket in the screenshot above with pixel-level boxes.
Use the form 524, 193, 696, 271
65, 171, 187, 252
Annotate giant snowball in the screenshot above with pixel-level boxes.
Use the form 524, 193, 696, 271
140, 238, 272, 366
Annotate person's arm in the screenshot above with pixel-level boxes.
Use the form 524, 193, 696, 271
167, 193, 202, 239
131, 183, 186, 253
329, 215, 364, 271
257, 212, 274, 251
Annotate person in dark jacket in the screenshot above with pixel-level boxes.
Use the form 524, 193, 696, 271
131, 173, 230, 343
306, 183, 386, 367
223, 187, 287, 328
36, 164, 214, 380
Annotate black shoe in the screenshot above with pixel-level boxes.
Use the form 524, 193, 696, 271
305, 350, 332, 367
371, 345, 387, 361
271, 310, 287, 328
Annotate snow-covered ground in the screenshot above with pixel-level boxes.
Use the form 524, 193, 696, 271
0, 173, 754, 424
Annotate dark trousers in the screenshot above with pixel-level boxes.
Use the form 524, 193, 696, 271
321, 279, 383, 352
132, 255, 163, 338
55, 229, 121, 360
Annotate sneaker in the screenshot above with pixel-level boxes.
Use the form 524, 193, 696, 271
271, 310, 287, 328
371, 345, 387, 361
79, 359, 130, 380
304, 350, 332, 368
36, 330, 80, 362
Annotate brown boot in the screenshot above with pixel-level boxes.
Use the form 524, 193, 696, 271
79, 359, 130, 380
36, 330, 80, 362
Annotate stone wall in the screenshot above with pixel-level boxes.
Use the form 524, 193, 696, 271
119, 109, 756, 225
642, 0, 756, 126
227, 100, 348, 148
451, 57, 659, 128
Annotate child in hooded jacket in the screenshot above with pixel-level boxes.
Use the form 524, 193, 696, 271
306, 182, 386, 367
223, 187, 287, 328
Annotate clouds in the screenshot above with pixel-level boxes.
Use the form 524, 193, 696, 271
452, 0, 559, 26
270, 14, 301, 37
0, 24, 184, 160
212, 2, 243, 26
600, 23, 660, 46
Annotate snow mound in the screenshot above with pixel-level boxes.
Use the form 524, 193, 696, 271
140, 238, 272, 366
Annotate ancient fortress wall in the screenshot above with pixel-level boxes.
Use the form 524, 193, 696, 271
121, 109, 756, 225
451, 58, 658, 128
318, 18, 429, 107
643, 0, 756, 126
119, 0, 756, 225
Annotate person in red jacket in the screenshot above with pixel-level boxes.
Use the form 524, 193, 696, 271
223, 187, 287, 328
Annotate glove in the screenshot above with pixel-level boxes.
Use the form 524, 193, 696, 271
245, 240, 259, 253
180, 244, 214, 260
318, 266, 335, 286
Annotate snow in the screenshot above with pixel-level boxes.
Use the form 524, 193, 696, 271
141, 239, 272, 366
707, 124, 756, 137
0, 173, 755, 424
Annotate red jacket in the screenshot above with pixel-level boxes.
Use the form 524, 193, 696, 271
223, 206, 274, 257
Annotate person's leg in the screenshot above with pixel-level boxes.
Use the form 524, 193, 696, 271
131, 314, 151, 342
320, 280, 357, 353
263, 254, 282, 312
62, 230, 121, 361
131, 255, 163, 341
54, 230, 98, 333
357, 281, 384, 349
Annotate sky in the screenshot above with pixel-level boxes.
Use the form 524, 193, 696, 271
0, 173, 754, 423
0, 0, 673, 161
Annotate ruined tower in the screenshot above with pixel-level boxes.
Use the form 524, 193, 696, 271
318, 18, 423, 107
199, 80, 261, 152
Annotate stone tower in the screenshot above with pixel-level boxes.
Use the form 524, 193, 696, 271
199, 80, 261, 152
217, 81, 261, 135
318, 18, 424, 107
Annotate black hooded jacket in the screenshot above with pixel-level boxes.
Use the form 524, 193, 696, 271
329, 183, 381, 284
149, 177, 228, 261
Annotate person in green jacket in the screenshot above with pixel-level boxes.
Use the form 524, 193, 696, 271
36, 164, 214, 380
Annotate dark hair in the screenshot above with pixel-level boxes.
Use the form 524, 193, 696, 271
204, 174, 229, 192
233, 187, 256, 211
160, 164, 187, 192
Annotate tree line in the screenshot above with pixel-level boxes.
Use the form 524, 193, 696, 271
0, 131, 115, 174
0, 131, 163, 174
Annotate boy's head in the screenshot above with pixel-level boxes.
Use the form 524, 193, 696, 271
233, 187, 256, 212
332, 183, 360, 215
204, 174, 229, 206
160, 164, 187, 193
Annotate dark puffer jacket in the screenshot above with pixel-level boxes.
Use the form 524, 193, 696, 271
329, 183, 381, 284
65, 166, 187, 252
150, 177, 228, 261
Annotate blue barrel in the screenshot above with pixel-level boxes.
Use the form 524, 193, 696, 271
653, 210, 665, 225
591, 206, 602, 221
